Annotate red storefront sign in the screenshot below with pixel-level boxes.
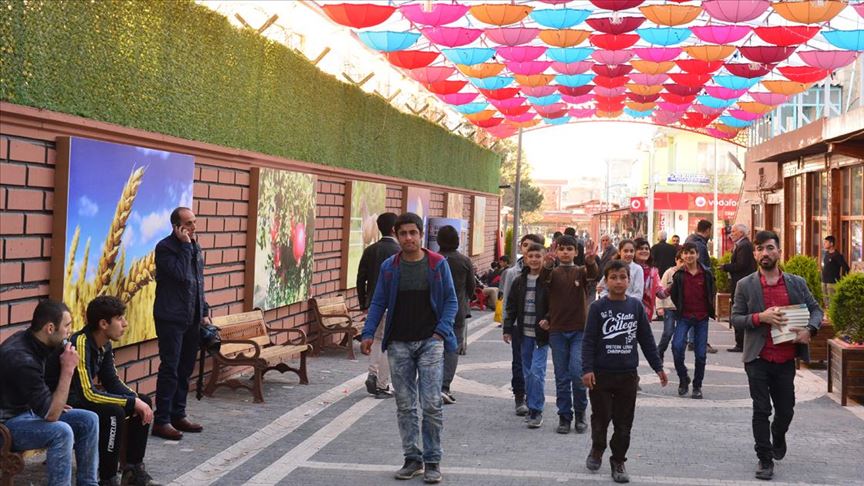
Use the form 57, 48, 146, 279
629, 192, 739, 218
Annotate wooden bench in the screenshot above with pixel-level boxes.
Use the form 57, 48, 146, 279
309, 295, 365, 359
203, 310, 311, 403
0, 424, 48, 486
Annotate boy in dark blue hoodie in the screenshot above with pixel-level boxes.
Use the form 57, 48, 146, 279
582, 260, 668, 484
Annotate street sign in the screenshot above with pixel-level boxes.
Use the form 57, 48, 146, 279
667, 173, 710, 185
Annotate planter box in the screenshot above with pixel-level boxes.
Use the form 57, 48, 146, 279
808, 321, 834, 363
715, 293, 731, 321
827, 338, 864, 406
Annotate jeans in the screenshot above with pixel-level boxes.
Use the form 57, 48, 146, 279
549, 331, 587, 420
589, 371, 638, 463
510, 331, 525, 399
656, 309, 677, 360
368, 314, 391, 388
78, 394, 152, 480
672, 317, 709, 388
155, 318, 200, 425
4, 409, 100, 485
442, 323, 465, 392
520, 336, 549, 413
745, 359, 796, 462
388, 337, 445, 463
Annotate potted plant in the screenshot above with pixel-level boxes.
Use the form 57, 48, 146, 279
711, 253, 732, 320
783, 255, 830, 362
826, 272, 864, 406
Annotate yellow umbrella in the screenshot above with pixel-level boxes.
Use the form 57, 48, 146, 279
538, 29, 592, 48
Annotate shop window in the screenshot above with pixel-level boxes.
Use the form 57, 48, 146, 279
786, 175, 805, 255
840, 165, 864, 263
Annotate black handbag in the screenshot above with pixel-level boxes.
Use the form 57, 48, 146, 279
196, 323, 221, 400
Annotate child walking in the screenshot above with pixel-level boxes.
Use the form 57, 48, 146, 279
503, 243, 549, 428
582, 260, 668, 483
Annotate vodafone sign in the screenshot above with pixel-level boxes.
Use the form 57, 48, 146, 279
627, 192, 739, 216
630, 197, 646, 212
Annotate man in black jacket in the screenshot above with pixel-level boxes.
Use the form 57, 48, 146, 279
722, 224, 757, 353
650, 231, 677, 277
357, 212, 400, 399
152, 207, 209, 440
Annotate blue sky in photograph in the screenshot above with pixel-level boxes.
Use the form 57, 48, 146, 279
65, 137, 193, 280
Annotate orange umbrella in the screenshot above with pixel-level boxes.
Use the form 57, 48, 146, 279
627, 84, 665, 96
639, 4, 702, 26
736, 101, 775, 115
596, 109, 624, 118
538, 29, 592, 47
465, 110, 498, 123
713, 124, 742, 135
457, 63, 506, 78
761, 80, 814, 96
626, 101, 657, 111
771, 0, 846, 24
469, 4, 532, 26
515, 74, 555, 87
683, 45, 737, 62
505, 118, 541, 128
631, 60, 676, 74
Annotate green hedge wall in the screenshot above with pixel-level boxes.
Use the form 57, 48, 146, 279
0, 0, 500, 192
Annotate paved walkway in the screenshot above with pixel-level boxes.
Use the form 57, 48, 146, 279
18, 312, 864, 485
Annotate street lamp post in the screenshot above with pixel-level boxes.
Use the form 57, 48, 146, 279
510, 128, 523, 264
647, 148, 655, 243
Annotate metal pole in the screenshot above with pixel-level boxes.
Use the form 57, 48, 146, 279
713, 138, 719, 258
605, 159, 611, 235
823, 79, 831, 118
647, 149, 655, 243
510, 128, 523, 264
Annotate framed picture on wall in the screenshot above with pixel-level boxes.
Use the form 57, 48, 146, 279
403, 186, 431, 232
50, 136, 194, 347
446, 192, 463, 219
246, 168, 316, 311
472, 196, 486, 256
342, 180, 387, 289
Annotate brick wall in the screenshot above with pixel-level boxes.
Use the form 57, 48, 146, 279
0, 104, 499, 395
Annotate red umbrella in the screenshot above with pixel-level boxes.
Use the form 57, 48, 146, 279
668, 72, 712, 88
558, 85, 595, 96
724, 63, 775, 78
680, 112, 718, 128
321, 3, 396, 28
498, 104, 533, 116
585, 17, 645, 35
592, 64, 633, 77
590, 34, 640, 50
660, 92, 697, 104
675, 59, 724, 74
480, 88, 522, 100
753, 26, 820, 47
663, 84, 702, 97
739, 46, 797, 64
594, 75, 629, 88
385, 51, 440, 69
474, 117, 504, 128
628, 93, 661, 102
426, 80, 468, 95
777, 66, 830, 84
589, 0, 645, 11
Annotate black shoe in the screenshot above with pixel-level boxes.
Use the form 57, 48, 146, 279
678, 376, 691, 397
395, 459, 424, 480
706, 343, 718, 354
772, 430, 787, 460
610, 460, 630, 483
374, 387, 394, 399
365, 374, 378, 395
755, 460, 774, 480
515, 397, 529, 416
441, 390, 456, 404
691, 387, 703, 399
727, 346, 743, 353
586, 450, 603, 472
574, 412, 588, 434
423, 463, 442, 484
556, 416, 571, 434
121, 463, 162, 486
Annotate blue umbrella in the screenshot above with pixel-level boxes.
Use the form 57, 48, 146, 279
822, 30, 864, 52
441, 48, 496, 66
625, 108, 654, 118
452, 102, 490, 114
530, 8, 592, 29
527, 93, 562, 106
358, 31, 421, 52
697, 95, 737, 109
543, 116, 572, 125
719, 116, 753, 128
713, 75, 762, 90
636, 28, 691, 46
546, 47, 594, 63
554, 74, 594, 87
470, 76, 513, 90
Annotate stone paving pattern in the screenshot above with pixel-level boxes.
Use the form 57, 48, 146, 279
16, 312, 864, 485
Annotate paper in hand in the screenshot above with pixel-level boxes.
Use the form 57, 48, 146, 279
772, 304, 810, 344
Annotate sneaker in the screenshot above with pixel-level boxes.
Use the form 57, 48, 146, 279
515, 397, 529, 416
755, 460, 774, 480
395, 459, 424, 480
441, 390, 456, 405
423, 463, 442, 484
772, 430, 787, 460
727, 346, 743, 353
574, 412, 588, 434
365, 374, 378, 395
691, 387, 703, 399
556, 416, 571, 434
374, 387, 394, 399
121, 463, 161, 486
527, 411, 543, 429
585, 450, 603, 472
610, 460, 630, 483
678, 376, 691, 397
706, 343, 718, 354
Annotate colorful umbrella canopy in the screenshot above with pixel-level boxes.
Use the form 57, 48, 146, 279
738, 46, 798, 64
797, 50, 860, 71
358, 31, 420, 52
724, 63, 775, 78
551, 61, 594, 75
530, 8, 592, 29
753, 26, 820, 47
822, 30, 864, 52
777, 66, 830, 84
539, 29, 592, 47
399, 3, 469, 26
485, 28, 540, 46
322, 3, 396, 29
421, 27, 483, 47
469, 4, 533, 26
690, 25, 752, 45
702, 0, 770, 22
585, 17, 645, 35
639, 5, 702, 26
385, 50, 439, 69
771, 0, 847, 24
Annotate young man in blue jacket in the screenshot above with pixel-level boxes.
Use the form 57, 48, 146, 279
361, 212, 458, 485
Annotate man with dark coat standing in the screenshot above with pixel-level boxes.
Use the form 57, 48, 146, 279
686, 219, 713, 270
651, 230, 678, 277
722, 224, 757, 353
152, 207, 209, 441
357, 212, 400, 398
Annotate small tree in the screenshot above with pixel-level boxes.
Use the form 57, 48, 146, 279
504, 227, 513, 261
711, 252, 733, 293
782, 255, 824, 305
829, 273, 864, 344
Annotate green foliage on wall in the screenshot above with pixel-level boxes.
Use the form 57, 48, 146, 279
0, 0, 500, 193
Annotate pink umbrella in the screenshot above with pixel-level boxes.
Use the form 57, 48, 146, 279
654, 111, 684, 123
692, 104, 726, 115
399, 3, 469, 26
633, 47, 682, 62
496, 46, 547, 62
490, 97, 528, 109
498, 104, 532, 116
506, 60, 552, 75
439, 92, 480, 105
727, 109, 763, 122
705, 128, 736, 139
704, 85, 747, 100
724, 63, 775, 78
551, 61, 594, 75
690, 25, 752, 45
486, 28, 540, 46
659, 102, 691, 112
855, 3, 864, 18
750, 92, 790, 106
485, 124, 519, 138
535, 103, 569, 115
421, 27, 483, 47
629, 73, 668, 85
591, 49, 634, 64
594, 86, 627, 97
521, 85, 559, 97
562, 93, 594, 104
570, 108, 597, 118
408, 66, 456, 84
504, 112, 537, 122
702, 0, 770, 23
797, 50, 860, 71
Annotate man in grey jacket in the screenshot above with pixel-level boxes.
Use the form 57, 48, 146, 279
731, 231, 822, 481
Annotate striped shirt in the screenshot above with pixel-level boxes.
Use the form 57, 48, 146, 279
522, 275, 539, 338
